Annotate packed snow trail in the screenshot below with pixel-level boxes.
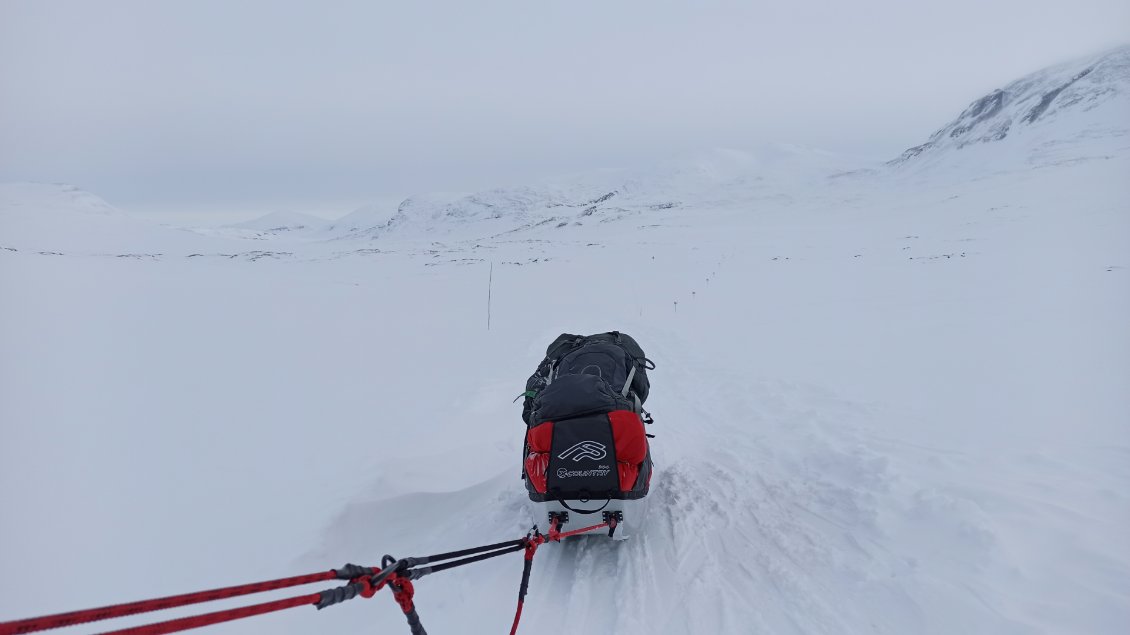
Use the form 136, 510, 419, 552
300, 323, 1122, 635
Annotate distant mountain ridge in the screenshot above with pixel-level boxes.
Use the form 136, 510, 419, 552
360, 46, 1130, 238
228, 210, 327, 232
5, 48, 1128, 249
343, 145, 858, 241
0, 182, 222, 254
891, 45, 1130, 165
0, 182, 126, 218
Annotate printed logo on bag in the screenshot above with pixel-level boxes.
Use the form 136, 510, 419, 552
557, 466, 611, 479
557, 440, 608, 462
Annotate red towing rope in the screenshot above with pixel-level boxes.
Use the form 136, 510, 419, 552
0, 516, 614, 635
509, 517, 616, 635
0, 568, 367, 634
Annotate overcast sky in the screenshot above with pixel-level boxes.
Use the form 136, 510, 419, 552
1, 0, 1128, 219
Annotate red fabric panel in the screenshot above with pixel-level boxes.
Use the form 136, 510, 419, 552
617, 463, 640, 492
527, 421, 554, 452
525, 421, 554, 493
525, 453, 550, 493
608, 410, 648, 491
608, 411, 647, 463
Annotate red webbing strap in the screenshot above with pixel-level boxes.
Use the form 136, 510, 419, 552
94, 592, 322, 635
385, 574, 426, 635
1, 522, 611, 635
509, 600, 527, 635
388, 575, 416, 615
0, 571, 340, 635
551, 521, 609, 541
509, 517, 609, 635
509, 537, 541, 635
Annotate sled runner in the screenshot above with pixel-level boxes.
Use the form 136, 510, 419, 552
519, 332, 654, 539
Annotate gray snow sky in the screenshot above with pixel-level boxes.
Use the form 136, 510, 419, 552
1, 0, 1128, 219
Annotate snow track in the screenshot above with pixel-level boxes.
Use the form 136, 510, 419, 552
516, 360, 941, 635
297, 336, 1071, 635
289, 288, 1125, 635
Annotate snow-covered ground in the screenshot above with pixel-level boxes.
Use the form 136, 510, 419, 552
1, 48, 1128, 634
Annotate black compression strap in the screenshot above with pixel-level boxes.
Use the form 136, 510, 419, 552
416, 538, 525, 566
409, 544, 526, 579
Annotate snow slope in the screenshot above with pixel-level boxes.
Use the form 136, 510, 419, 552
0, 184, 333, 260
890, 45, 1130, 171
316, 145, 862, 244
0, 182, 221, 256
0, 183, 259, 257
1, 49, 1128, 635
225, 210, 329, 235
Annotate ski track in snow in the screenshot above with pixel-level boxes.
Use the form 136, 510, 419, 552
298, 320, 1124, 635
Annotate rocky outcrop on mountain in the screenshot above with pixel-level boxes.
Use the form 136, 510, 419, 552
891, 46, 1130, 165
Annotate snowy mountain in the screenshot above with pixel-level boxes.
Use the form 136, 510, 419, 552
327, 200, 402, 235
890, 45, 1130, 168
1, 50, 1128, 635
0, 184, 323, 259
0, 182, 226, 256
192, 210, 335, 243
228, 210, 328, 233
333, 145, 863, 243
0, 182, 126, 218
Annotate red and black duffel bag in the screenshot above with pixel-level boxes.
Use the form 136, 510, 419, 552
519, 332, 654, 508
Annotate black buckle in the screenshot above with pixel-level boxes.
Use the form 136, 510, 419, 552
602, 511, 623, 537
548, 511, 569, 527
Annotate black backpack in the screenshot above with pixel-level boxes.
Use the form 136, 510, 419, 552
520, 331, 656, 508
519, 331, 654, 425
